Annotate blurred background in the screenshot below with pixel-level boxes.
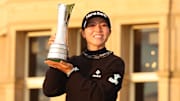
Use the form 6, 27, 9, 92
0, 0, 180, 101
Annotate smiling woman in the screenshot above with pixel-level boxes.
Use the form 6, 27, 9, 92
1, 0, 180, 101
43, 10, 125, 101
81, 17, 111, 51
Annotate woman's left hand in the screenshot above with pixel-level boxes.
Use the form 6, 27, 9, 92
44, 60, 73, 75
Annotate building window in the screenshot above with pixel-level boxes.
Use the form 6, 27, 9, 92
130, 24, 159, 101
26, 31, 50, 101
135, 82, 158, 101
28, 36, 49, 77
133, 28, 158, 73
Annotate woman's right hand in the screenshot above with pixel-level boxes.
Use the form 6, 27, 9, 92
48, 35, 56, 45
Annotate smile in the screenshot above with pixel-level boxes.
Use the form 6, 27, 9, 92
94, 34, 103, 39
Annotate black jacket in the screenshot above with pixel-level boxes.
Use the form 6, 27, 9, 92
43, 51, 125, 101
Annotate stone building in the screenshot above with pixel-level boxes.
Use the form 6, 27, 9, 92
0, 0, 180, 101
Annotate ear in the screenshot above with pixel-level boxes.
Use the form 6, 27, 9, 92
109, 29, 111, 34
81, 29, 86, 38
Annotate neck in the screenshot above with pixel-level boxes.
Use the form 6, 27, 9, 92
84, 47, 107, 55
82, 47, 112, 59
87, 45, 105, 51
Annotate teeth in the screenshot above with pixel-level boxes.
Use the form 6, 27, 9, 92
94, 35, 102, 38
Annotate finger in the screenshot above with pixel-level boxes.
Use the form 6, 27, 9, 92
48, 40, 54, 45
44, 60, 52, 64
44, 61, 59, 69
44, 60, 57, 66
60, 61, 71, 66
60, 60, 66, 64
48, 35, 56, 45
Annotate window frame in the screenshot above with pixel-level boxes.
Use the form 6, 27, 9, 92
25, 31, 51, 101
129, 24, 159, 101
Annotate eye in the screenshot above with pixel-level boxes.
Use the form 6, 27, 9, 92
100, 22, 108, 27
87, 22, 96, 27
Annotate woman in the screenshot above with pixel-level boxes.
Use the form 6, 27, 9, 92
43, 10, 125, 101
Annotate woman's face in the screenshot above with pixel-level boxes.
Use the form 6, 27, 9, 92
81, 17, 111, 50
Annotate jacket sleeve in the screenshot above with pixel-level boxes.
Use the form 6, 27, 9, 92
66, 58, 125, 101
43, 67, 68, 97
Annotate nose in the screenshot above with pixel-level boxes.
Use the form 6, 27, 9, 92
94, 24, 102, 32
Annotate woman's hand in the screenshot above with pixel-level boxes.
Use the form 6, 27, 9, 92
48, 35, 56, 45
44, 60, 73, 75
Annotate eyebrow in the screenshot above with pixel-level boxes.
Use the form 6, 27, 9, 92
88, 19, 107, 24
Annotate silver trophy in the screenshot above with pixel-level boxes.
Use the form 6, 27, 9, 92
47, 3, 75, 62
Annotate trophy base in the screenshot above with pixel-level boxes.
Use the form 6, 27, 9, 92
46, 58, 66, 62
47, 43, 67, 62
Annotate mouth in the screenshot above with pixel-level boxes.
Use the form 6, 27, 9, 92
93, 34, 103, 39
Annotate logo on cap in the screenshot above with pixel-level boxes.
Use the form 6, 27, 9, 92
82, 10, 111, 30
85, 11, 107, 19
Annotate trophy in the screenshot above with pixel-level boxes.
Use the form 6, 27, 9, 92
47, 3, 75, 62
